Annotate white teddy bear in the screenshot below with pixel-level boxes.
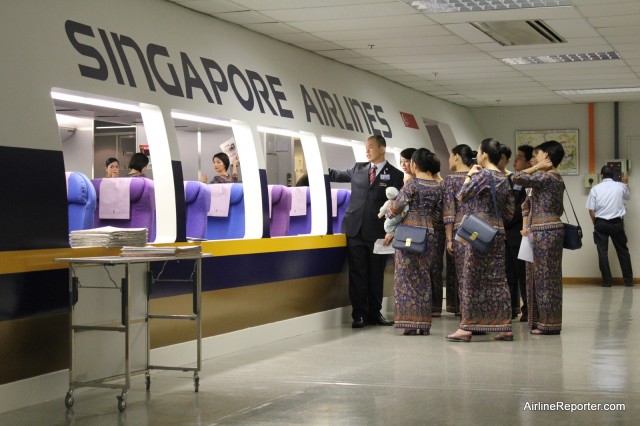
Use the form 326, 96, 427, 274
378, 187, 409, 234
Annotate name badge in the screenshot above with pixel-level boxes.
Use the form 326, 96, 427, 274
513, 184, 523, 191
378, 182, 388, 187
380, 174, 390, 181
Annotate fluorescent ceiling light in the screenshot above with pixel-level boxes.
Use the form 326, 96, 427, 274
321, 136, 365, 147
321, 136, 356, 147
51, 90, 141, 112
555, 87, 640, 96
406, 0, 571, 13
501, 51, 620, 65
257, 126, 300, 138
171, 111, 231, 127
95, 125, 136, 129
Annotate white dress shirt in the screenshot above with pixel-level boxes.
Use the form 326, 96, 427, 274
371, 161, 387, 178
585, 178, 630, 219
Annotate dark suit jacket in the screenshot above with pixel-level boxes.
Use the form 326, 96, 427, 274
504, 174, 527, 246
329, 162, 404, 241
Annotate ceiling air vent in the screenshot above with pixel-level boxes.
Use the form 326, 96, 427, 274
471, 20, 566, 46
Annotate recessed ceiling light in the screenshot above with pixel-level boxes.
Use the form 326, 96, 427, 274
95, 125, 137, 129
501, 51, 621, 65
405, 0, 571, 13
555, 87, 640, 96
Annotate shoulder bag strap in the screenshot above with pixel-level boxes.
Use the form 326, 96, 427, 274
488, 172, 501, 225
563, 182, 581, 226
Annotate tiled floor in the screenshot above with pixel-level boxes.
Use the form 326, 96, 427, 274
1, 285, 637, 425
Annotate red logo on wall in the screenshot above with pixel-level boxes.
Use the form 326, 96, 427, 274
400, 112, 419, 129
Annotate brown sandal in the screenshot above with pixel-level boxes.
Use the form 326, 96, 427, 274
530, 329, 560, 335
403, 329, 418, 336
494, 332, 513, 341
446, 330, 472, 342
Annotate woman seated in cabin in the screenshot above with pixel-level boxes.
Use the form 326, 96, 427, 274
105, 157, 120, 178
127, 153, 149, 177
200, 152, 239, 184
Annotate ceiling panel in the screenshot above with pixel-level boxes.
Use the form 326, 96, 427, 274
210, 10, 274, 24
287, 14, 435, 32
232, 0, 394, 10
242, 22, 302, 35
587, 15, 640, 28
257, 3, 415, 22
166, 0, 640, 106
357, 44, 482, 57
338, 35, 467, 49
312, 25, 452, 42
174, 0, 246, 13
578, 2, 640, 17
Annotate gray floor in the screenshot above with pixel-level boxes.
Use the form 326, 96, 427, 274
2, 285, 638, 425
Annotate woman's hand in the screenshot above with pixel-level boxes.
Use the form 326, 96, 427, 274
535, 158, 553, 171
468, 164, 482, 176
520, 228, 529, 237
446, 239, 454, 255
383, 233, 394, 246
199, 174, 208, 183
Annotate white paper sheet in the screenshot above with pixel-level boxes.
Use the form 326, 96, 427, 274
373, 239, 395, 255
518, 236, 534, 263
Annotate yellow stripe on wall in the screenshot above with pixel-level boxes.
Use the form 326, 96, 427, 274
0, 235, 347, 275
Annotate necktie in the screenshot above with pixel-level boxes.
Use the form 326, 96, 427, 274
369, 164, 377, 185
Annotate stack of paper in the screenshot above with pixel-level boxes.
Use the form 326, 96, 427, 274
120, 245, 202, 257
70, 226, 148, 248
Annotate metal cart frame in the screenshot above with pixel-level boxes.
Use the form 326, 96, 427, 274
55, 254, 203, 412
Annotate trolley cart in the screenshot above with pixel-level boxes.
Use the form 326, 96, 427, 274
55, 254, 204, 412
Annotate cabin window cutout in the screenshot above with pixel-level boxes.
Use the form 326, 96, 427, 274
260, 131, 312, 236
53, 95, 159, 241
52, 90, 183, 243
322, 140, 354, 191
54, 101, 145, 180
172, 113, 247, 241
423, 119, 455, 179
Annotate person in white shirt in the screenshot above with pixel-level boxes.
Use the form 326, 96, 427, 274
586, 166, 633, 287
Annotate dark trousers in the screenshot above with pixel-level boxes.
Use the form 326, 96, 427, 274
594, 218, 633, 285
505, 240, 527, 317
347, 235, 387, 320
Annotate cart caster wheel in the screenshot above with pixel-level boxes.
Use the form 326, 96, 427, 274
64, 391, 74, 409
117, 394, 127, 412
145, 374, 151, 391
194, 376, 200, 392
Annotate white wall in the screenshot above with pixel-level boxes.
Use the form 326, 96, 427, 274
470, 102, 640, 280
176, 129, 235, 182
60, 117, 93, 177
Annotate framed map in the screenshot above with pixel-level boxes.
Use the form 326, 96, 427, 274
515, 129, 579, 175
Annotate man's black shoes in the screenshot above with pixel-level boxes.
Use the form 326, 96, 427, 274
352, 317, 366, 328
369, 313, 394, 326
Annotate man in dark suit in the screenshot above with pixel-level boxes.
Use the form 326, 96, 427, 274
329, 135, 404, 328
504, 145, 533, 321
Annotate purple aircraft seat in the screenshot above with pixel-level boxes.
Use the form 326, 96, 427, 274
184, 181, 211, 240
331, 188, 351, 234
91, 177, 156, 241
206, 183, 245, 240
268, 185, 292, 237
287, 186, 311, 236
66, 171, 96, 233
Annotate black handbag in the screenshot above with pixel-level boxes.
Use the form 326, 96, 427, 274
562, 184, 583, 250
392, 224, 428, 253
456, 172, 501, 254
